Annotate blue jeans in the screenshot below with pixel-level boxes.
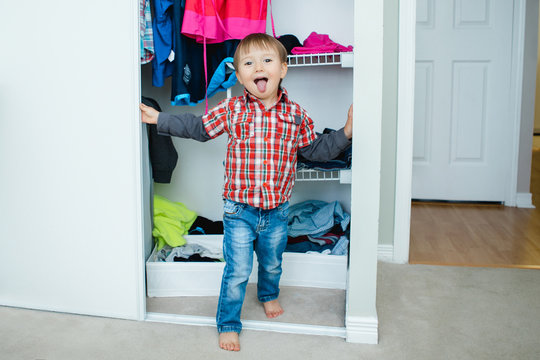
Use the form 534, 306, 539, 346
216, 199, 289, 334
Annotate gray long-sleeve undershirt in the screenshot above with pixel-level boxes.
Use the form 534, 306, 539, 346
157, 112, 351, 162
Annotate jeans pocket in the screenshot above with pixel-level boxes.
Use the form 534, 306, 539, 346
277, 201, 289, 222
223, 199, 244, 218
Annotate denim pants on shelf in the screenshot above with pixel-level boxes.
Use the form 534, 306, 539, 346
216, 199, 289, 334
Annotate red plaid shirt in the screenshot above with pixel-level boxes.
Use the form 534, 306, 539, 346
202, 88, 316, 209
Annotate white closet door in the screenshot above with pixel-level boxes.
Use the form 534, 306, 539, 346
412, 0, 514, 201
0, 1, 144, 319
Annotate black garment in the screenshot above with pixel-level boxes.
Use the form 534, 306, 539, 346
188, 216, 224, 235
174, 254, 222, 262
142, 96, 178, 183
277, 34, 302, 55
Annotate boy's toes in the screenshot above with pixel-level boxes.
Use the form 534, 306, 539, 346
219, 332, 240, 352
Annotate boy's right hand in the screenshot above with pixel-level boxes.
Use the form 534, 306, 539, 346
139, 103, 159, 124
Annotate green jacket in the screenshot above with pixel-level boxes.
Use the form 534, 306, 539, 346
152, 195, 197, 250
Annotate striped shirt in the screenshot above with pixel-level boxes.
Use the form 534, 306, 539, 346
202, 88, 316, 209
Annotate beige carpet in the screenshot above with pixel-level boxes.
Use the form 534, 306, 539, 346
147, 284, 346, 327
2, 262, 539, 359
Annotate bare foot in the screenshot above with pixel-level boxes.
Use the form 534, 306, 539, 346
263, 299, 284, 318
219, 332, 240, 351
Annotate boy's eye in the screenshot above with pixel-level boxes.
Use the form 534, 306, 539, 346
244, 61, 252, 66
264, 58, 272, 63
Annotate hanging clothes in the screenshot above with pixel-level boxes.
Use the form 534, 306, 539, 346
142, 96, 178, 183
171, 0, 239, 106
181, 0, 269, 44
140, 0, 155, 64
151, 0, 175, 87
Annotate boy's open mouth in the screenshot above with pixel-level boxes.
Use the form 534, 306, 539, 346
254, 77, 268, 92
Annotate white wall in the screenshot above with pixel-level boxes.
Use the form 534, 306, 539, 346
0, 1, 144, 319
517, 0, 540, 194
535, 3, 540, 133
346, 0, 382, 344
379, 0, 400, 246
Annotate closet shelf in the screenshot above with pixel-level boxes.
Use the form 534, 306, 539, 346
146, 235, 347, 297
295, 169, 351, 184
287, 52, 353, 68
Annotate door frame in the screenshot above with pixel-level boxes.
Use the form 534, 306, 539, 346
393, 0, 526, 263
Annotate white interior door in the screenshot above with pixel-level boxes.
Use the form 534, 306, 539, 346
412, 0, 514, 201
0, 1, 144, 319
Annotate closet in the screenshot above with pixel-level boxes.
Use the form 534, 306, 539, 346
142, 1, 353, 336
141, 0, 375, 341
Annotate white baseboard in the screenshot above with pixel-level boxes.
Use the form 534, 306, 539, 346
345, 315, 378, 344
515, 192, 535, 208
146, 312, 347, 338
377, 244, 394, 261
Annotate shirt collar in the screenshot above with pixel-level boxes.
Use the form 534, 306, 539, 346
243, 87, 290, 107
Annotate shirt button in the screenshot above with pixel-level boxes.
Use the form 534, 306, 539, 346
263, 160, 268, 165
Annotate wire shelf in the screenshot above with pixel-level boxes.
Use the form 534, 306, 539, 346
287, 53, 343, 67
295, 169, 340, 181
295, 169, 352, 183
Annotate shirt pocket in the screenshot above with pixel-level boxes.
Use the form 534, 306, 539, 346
277, 113, 301, 143
231, 113, 255, 140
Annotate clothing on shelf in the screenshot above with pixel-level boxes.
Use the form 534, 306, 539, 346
297, 129, 352, 171
287, 200, 350, 238
276, 34, 302, 55
142, 96, 178, 183
286, 223, 349, 255
291, 32, 353, 55
165, 243, 223, 261
188, 216, 224, 235
174, 254, 223, 262
152, 195, 197, 250
152, 236, 225, 262
285, 235, 349, 255
181, 0, 269, 44
140, 0, 155, 64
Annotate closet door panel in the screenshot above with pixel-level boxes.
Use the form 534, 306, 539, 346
0, 1, 144, 319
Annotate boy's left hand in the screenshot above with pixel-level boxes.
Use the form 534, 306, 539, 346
344, 104, 353, 139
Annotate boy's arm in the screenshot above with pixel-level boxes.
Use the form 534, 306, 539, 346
298, 128, 351, 162
157, 112, 211, 142
140, 103, 211, 142
298, 104, 353, 162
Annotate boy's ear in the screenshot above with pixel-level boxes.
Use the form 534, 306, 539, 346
280, 62, 288, 79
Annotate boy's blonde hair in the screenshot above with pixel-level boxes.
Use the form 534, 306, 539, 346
233, 33, 288, 70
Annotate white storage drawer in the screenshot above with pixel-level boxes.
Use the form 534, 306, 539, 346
146, 235, 348, 297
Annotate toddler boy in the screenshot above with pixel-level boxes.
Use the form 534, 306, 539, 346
140, 33, 353, 351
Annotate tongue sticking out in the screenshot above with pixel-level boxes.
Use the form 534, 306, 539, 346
255, 79, 267, 93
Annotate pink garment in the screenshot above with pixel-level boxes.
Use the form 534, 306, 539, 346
181, 0, 269, 44
291, 32, 353, 55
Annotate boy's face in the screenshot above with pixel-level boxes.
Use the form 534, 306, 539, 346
235, 45, 288, 107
